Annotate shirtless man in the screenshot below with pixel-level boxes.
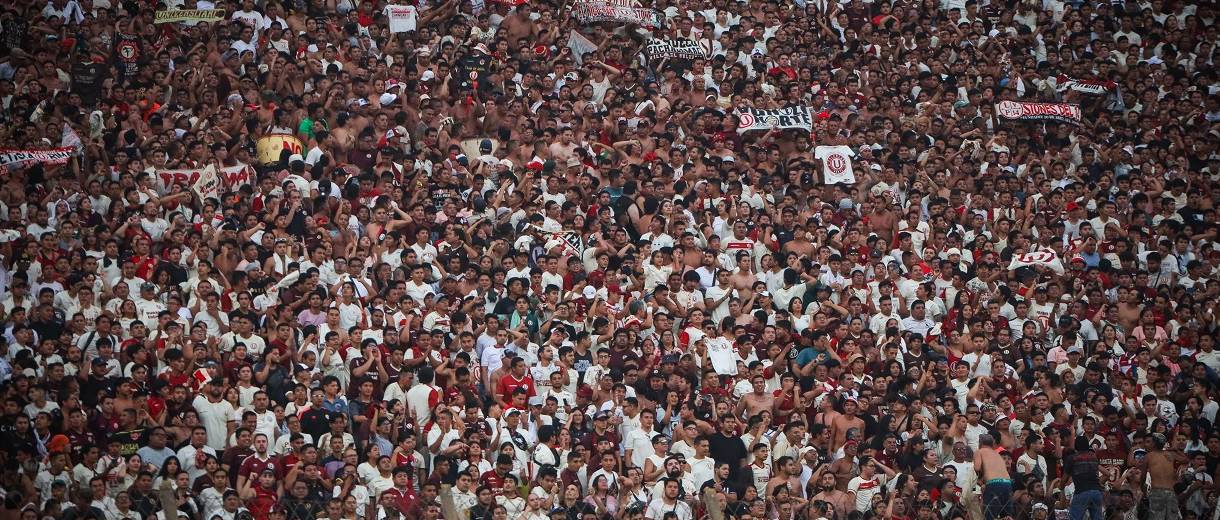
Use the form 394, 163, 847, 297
974, 434, 1012, 520
829, 397, 865, 451
499, 2, 538, 45
764, 456, 802, 499
1143, 433, 1180, 520
735, 375, 775, 420
548, 127, 578, 166
728, 251, 758, 295
1114, 287, 1143, 332
810, 470, 852, 516
828, 441, 858, 492
868, 198, 898, 245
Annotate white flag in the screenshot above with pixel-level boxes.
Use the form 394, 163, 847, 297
1007, 250, 1065, 274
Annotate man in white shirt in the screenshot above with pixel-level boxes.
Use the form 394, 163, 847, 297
704, 269, 737, 325
899, 300, 934, 338
869, 298, 903, 335
193, 379, 237, 451
623, 411, 659, 469
645, 478, 693, 520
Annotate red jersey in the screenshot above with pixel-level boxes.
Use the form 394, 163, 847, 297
159, 370, 190, 389
131, 255, 158, 280
497, 373, 536, 401
247, 485, 278, 520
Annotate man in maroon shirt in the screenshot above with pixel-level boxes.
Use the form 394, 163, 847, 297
380, 467, 419, 513
239, 433, 280, 491
479, 454, 515, 497
581, 411, 621, 451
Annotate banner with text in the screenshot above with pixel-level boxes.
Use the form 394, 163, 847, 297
185, 165, 219, 201
995, 100, 1082, 125
384, 4, 418, 33
156, 164, 254, 196
644, 39, 705, 60
736, 106, 813, 134
572, 1, 664, 29
531, 225, 585, 258
1007, 250, 1066, 275
1055, 75, 1116, 96
154, 9, 226, 23
0, 148, 74, 175
256, 133, 304, 165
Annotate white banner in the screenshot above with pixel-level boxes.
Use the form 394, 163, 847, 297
192, 165, 221, 201
532, 225, 584, 257
384, 4, 418, 33
736, 106, 813, 134
644, 39, 705, 60
705, 338, 738, 375
0, 148, 74, 174
572, 1, 664, 29
567, 30, 598, 65
1007, 250, 1065, 274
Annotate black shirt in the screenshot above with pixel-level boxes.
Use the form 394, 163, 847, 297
300, 407, 333, 440
708, 431, 748, 482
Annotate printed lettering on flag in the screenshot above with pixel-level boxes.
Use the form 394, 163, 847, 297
736, 106, 814, 133
0, 148, 75, 175
154, 9, 226, 24
572, 0, 664, 29
644, 39, 706, 60
156, 164, 254, 196
1007, 249, 1066, 274
994, 100, 1082, 125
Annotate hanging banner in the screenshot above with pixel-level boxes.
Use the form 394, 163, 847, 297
736, 106, 813, 134
61, 123, 83, 155
113, 32, 143, 81
455, 53, 493, 91
217, 163, 255, 191
705, 338, 738, 375
0, 148, 74, 174
532, 225, 584, 258
384, 4, 418, 33
256, 133, 304, 165
154, 9, 226, 24
994, 100, 1082, 125
156, 164, 254, 195
191, 165, 221, 201
572, 1, 664, 29
1007, 250, 1065, 275
1054, 75, 1116, 96
567, 30, 598, 65
814, 145, 857, 185
644, 39, 705, 60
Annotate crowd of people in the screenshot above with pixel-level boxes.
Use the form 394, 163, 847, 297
1, 0, 1219, 519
